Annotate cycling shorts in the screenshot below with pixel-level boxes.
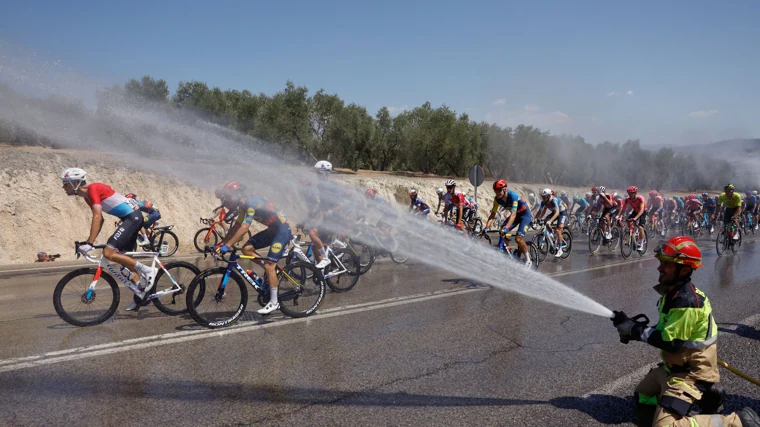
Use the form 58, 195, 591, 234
628, 213, 647, 227
556, 211, 568, 226
143, 210, 161, 229
107, 210, 144, 251
501, 210, 533, 237
248, 223, 291, 263
723, 207, 739, 224
602, 206, 620, 217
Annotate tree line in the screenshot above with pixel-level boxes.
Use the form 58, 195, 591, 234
0, 76, 749, 191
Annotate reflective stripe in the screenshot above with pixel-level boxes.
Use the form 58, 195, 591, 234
689, 418, 699, 427
709, 415, 724, 427
706, 313, 713, 340
681, 334, 717, 348
641, 327, 656, 342
638, 393, 658, 406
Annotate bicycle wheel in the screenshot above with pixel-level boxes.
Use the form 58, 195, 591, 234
569, 218, 580, 238
620, 230, 633, 259
588, 228, 602, 255
324, 248, 360, 292
716, 229, 728, 257
469, 218, 484, 236
743, 218, 752, 236
349, 241, 375, 274
478, 232, 493, 246
277, 261, 325, 318
193, 228, 218, 253
559, 231, 572, 259
608, 226, 621, 251
53, 268, 120, 327
186, 267, 248, 328
151, 261, 201, 315
532, 233, 549, 262
526, 242, 540, 270
390, 252, 409, 264
151, 230, 179, 257
731, 228, 742, 253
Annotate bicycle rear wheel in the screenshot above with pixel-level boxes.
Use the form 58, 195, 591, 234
186, 267, 247, 328
53, 268, 120, 327
151, 261, 201, 315
559, 231, 572, 259
277, 261, 325, 318
193, 228, 218, 253
608, 226, 621, 251
731, 228, 742, 253
325, 248, 360, 292
152, 230, 179, 257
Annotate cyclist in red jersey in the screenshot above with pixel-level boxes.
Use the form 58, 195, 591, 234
622, 186, 648, 250
684, 194, 703, 227
597, 186, 618, 239
60, 168, 158, 308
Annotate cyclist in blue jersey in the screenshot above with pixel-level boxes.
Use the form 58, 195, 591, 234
573, 195, 589, 217
483, 179, 533, 266
744, 190, 758, 230
537, 188, 569, 258
409, 189, 431, 216
560, 192, 572, 212
125, 193, 161, 246
701, 192, 717, 233
674, 196, 685, 221
216, 181, 292, 315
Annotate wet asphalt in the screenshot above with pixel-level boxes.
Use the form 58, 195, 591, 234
0, 230, 759, 426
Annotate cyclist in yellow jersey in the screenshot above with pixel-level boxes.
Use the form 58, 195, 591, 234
717, 184, 742, 238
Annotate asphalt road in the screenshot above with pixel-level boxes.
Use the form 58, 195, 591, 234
1, 230, 759, 426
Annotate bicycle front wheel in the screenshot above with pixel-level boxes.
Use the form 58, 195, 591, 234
277, 261, 325, 318
152, 230, 179, 257
620, 230, 633, 259
588, 228, 602, 255
53, 268, 120, 327
731, 228, 742, 253
186, 267, 247, 328
151, 261, 201, 315
559, 231, 572, 259
532, 233, 549, 262
325, 248, 361, 292
193, 228, 218, 253
350, 241, 375, 274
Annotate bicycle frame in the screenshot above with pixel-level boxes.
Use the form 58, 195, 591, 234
213, 251, 305, 301
289, 235, 348, 280
83, 250, 179, 302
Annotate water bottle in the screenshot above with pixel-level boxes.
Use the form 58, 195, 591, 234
246, 270, 260, 284
119, 266, 135, 281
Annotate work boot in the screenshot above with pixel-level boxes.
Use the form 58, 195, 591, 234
738, 408, 760, 427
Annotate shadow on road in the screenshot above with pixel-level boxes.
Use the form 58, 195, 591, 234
718, 323, 760, 341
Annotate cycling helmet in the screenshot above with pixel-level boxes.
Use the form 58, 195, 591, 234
445, 179, 456, 187
613, 191, 619, 198
224, 181, 241, 192
436, 187, 444, 195
627, 186, 638, 193
573, 195, 580, 203
409, 189, 418, 198
365, 188, 377, 198
746, 190, 753, 196
529, 193, 535, 198
60, 168, 88, 192
493, 179, 508, 192
585, 192, 592, 198
725, 184, 735, 191
688, 193, 696, 200
125, 193, 137, 199
551, 190, 556, 196
702, 192, 708, 198
540, 188, 552, 197
754, 191, 758, 196
655, 236, 702, 270
591, 186, 597, 193
314, 160, 332, 173
560, 191, 567, 196
598, 186, 606, 194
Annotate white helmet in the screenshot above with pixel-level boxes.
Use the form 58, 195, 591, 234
445, 179, 456, 187
541, 188, 552, 197
754, 191, 758, 196
613, 191, 618, 198
585, 192, 592, 198
529, 193, 535, 198
598, 186, 607, 194
314, 160, 332, 173
436, 187, 444, 195
61, 168, 87, 192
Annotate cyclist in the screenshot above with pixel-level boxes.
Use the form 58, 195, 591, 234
215, 181, 292, 315
60, 168, 157, 310
612, 236, 760, 427
306, 160, 341, 269
211, 187, 239, 235
674, 196, 685, 222
597, 186, 619, 240
621, 186, 647, 251
684, 194, 703, 229
434, 187, 445, 215
527, 192, 540, 215
409, 189, 431, 216
484, 180, 533, 266
536, 188, 568, 258
572, 195, 588, 218
442, 179, 467, 231
701, 193, 717, 233
125, 193, 161, 246
743, 190, 758, 230
559, 191, 572, 212
718, 184, 742, 241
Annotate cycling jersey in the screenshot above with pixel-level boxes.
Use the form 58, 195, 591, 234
575, 198, 589, 209
540, 196, 566, 213
745, 195, 758, 207
134, 200, 158, 214
675, 198, 684, 209
317, 181, 343, 212
664, 199, 676, 211
491, 189, 529, 214
410, 196, 430, 212
623, 195, 647, 214
445, 192, 473, 210
703, 198, 716, 210
684, 199, 702, 211
560, 195, 571, 207
236, 196, 288, 227
718, 192, 742, 209
648, 196, 663, 209
598, 193, 616, 208
85, 183, 138, 219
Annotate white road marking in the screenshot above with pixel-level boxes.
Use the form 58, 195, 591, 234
582, 312, 760, 398
0, 254, 668, 373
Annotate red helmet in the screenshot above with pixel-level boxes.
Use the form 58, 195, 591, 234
591, 186, 598, 193
655, 236, 702, 269
493, 179, 508, 192
125, 193, 136, 199
688, 193, 696, 200
224, 181, 241, 192
365, 188, 376, 198
649, 190, 657, 197
627, 186, 638, 193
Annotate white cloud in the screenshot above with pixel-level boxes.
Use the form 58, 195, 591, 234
626, 90, 634, 96
386, 105, 409, 115
688, 110, 719, 118
606, 91, 619, 97
492, 98, 506, 106
485, 104, 572, 130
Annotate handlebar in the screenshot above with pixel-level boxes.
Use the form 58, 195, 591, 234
200, 217, 213, 225
74, 241, 106, 263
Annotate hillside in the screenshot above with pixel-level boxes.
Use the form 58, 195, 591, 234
0, 145, 692, 265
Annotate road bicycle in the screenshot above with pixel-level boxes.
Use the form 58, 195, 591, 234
478, 229, 540, 270
588, 215, 620, 255
647, 211, 666, 238
683, 212, 704, 238
531, 219, 572, 261
284, 229, 361, 292
620, 219, 648, 259
193, 217, 252, 253
116, 220, 179, 257
716, 219, 742, 257
567, 212, 584, 238
53, 242, 200, 327
185, 247, 326, 328
741, 210, 757, 236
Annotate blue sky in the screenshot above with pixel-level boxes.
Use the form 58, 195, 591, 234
1, 0, 758, 146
